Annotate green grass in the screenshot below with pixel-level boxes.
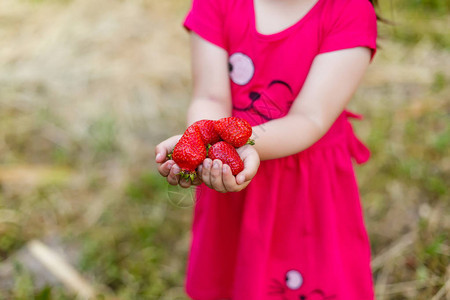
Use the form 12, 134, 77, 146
378, 0, 450, 50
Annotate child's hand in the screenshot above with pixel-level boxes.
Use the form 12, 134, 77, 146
198, 144, 260, 193
155, 135, 202, 188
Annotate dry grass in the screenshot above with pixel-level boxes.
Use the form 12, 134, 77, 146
0, 0, 448, 299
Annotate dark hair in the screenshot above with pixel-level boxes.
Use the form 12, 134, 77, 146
369, 0, 387, 22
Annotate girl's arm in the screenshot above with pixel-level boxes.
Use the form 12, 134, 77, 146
155, 33, 260, 191
186, 33, 232, 123
199, 46, 373, 191
252, 47, 372, 160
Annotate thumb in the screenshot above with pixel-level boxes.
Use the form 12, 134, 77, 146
236, 173, 246, 185
237, 157, 259, 185
155, 135, 182, 163
155, 145, 168, 163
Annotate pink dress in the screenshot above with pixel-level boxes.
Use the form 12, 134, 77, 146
183, 0, 378, 299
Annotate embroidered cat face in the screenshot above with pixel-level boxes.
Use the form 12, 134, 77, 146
229, 52, 295, 122
232, 79, 294, 121
269, 270, 336, 300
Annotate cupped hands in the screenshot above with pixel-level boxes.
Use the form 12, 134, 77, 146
155, 136, 259, 192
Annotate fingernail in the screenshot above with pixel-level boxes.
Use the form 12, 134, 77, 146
237, 174, 245, 184
213, 162, 219, 169
205, 160, 211, 168
222, 165, 228, 174
155, 153, 161, 161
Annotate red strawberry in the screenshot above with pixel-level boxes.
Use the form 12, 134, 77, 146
192, 119, 221, 145
208, 141, 244, 176
172, 124, 206, 181
214, 117, 254, 148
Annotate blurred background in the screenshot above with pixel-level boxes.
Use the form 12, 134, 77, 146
0, 0, 448, 299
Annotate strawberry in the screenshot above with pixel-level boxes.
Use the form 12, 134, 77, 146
192, 119, 221, 145
214, 117, 254, 148
172, 124, 206, 181
208, 141, 244, 176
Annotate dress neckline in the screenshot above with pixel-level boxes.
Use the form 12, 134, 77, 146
251, 0, 323, 40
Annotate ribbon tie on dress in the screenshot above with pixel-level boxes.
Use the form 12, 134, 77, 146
344, 110, 371, 164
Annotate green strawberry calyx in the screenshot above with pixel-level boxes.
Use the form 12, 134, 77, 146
178, 170, 197, 182
206, 144, 212, 157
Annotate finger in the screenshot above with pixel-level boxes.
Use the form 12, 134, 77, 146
201, 159, 213, 188
155, 152, 165, 164
155, 144, 169, 163
210, 160, 226, 192
236, 173, 246, 186
167, 164, 181, 186
192, 166, 203, 186
197, 165, 203, 179
179, 176, 192, 188
192, 176, 202, 186
158, 160, 175, 177
237, 153, 260, 185
222, 164, 239, 192
155, 135, 181, 163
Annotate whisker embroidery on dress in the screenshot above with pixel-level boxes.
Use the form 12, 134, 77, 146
269, 278, 285, 295
309, 289, 325, 296
271, 278, 283, 286
268, 284, 284, 291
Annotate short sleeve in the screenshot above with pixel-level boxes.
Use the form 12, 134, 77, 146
319, 0, 378, 60
183, 0, 227, 49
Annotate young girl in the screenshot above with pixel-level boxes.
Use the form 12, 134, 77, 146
155, 0, 378, 298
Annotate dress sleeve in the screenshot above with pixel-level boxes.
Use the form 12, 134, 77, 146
183, 0, 227, 49
319, 0, 378, 60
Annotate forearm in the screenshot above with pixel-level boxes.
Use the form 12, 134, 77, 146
186, 97, 232, 125
187, 32, 231, 126
252, 48, 371, 161
252, 112, 330, 161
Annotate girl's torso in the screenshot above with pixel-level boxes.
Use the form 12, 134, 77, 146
225, 0, 328, 126
185, 0, 377, 127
